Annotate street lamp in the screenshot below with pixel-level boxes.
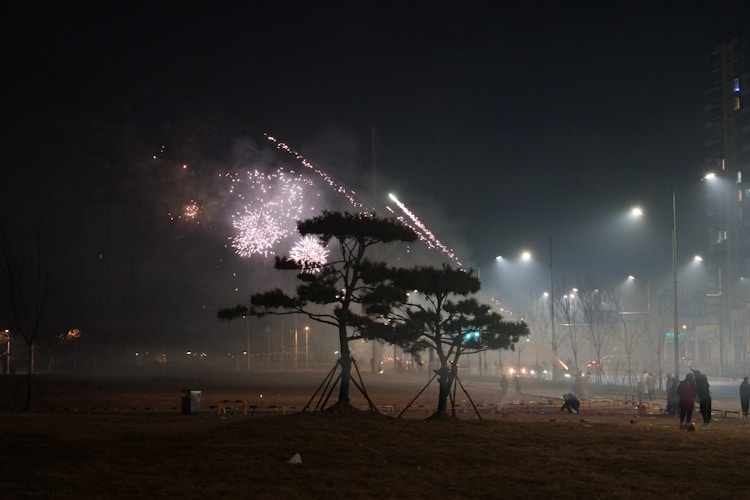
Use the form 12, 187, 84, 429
305, 326, 309, 370
694, 254, 725, 375
1, 329, 9, 375
631, 197, 679, 380
702, 172, 732, 376
243, 315, 251, 372
671, 190, 679, 381
520, 245, 559, 379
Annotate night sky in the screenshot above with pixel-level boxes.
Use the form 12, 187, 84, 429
2, 2, 749, 356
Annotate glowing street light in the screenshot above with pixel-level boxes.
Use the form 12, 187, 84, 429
305, 326, 309, 371
519, 246, 559, 379
632, 192, 680, 379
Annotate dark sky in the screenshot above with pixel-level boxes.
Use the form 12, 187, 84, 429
2, 1, 749, 353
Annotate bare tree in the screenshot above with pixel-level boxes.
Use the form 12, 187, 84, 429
556, 280, 583, 373
517, 292, 549, 375
611, 285, 648, 387
643, 286, 669, 390
579, 278, 617, 384
0, 224, 49, 410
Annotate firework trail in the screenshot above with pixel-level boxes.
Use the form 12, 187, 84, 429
266, 134, 367, 210
386, 193, 464, 270
267, 134, 465, 268
267, 134, 464, 268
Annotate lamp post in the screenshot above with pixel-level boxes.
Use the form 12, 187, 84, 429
671, 190, 680, 381
694, 254, 724, 376
244, 315, 251, 372
305, 326, 309, 370
632, 196, 679, 380
703, 171, 730, 376
1, 329, 9, 375
548, 235, 557, 381
521, 247, 558, 379
294, 326, 298, 371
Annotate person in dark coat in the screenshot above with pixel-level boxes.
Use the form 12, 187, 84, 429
560, 393, 580, 413
677, 372, 697, 428
500, 374, 509, 397
691, 369, 712, 425
740, 377, 750, 418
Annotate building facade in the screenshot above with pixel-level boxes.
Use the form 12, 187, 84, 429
703, 35, 750, 376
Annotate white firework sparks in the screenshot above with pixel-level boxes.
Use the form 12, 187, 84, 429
229, 168, 315, 258
231, 208, 289, 258
289, 235, 329, 273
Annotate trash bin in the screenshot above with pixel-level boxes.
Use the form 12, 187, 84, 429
181, 389, 201, 415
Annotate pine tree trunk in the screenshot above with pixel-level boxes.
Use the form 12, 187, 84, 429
436, 366, 451, 414
338, 356, 351, 403
337, 325, 351, 403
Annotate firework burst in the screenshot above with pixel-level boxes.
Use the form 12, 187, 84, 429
289, 235, 329, 273
232, 208, 288, 258
229, 168, 317, 258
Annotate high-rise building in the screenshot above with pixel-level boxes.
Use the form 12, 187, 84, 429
703, 34, 750, 375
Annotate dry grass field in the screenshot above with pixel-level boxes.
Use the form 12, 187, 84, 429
1, 372, 749, 499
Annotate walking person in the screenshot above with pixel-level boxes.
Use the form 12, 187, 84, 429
740, 377, 750, 418
637, 371, 648, 402
691, 369, 712, 425
646, 372, 656, 401
677, 372, 697, 429
500, 374, 509, 397
665, 374, 679, 417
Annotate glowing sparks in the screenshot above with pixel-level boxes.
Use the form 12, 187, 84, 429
168, 200, 202, 223
232, 208, 288, 258
225, 134, 373, 260
57, 328, 81, 343
183, 201, 200, 220
229, 168, 316, 258
290, 235, 329, 273
386, 193, 464, 269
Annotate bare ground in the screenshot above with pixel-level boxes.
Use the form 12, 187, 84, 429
1, 372, 748, 499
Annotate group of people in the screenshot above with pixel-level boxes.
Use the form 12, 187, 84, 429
499, 374, 522, 397
670, 370, 712, 428
668, 369, 750, 427
499, 368, 750, 421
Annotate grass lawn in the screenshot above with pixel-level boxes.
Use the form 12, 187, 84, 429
2, 373, 748, 499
